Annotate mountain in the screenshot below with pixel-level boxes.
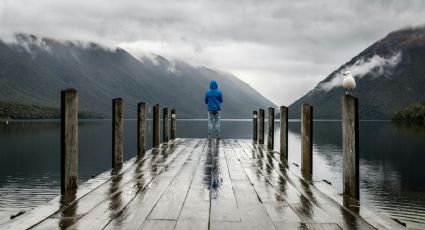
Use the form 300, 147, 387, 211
289, 27, 425, 120
0, 34, 275, 119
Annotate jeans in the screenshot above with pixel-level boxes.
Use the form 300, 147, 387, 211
208, 111, 221, 137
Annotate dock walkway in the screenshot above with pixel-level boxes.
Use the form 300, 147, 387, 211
1, 139, 403, 230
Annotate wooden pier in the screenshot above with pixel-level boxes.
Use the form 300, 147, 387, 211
1, 138, 403, 230
0, 90, 405, 229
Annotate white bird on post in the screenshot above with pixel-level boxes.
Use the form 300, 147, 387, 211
342, 71, 356, 95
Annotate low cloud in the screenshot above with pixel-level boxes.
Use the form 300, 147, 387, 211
318, 52, 402, 91
0, 0, 425, 105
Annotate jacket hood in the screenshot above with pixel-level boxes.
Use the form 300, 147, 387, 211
210, 80, 218, 90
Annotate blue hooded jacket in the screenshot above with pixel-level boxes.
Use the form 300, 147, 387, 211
204, 80, 223, 111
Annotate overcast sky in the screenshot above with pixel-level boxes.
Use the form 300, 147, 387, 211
1, 0, 425, 105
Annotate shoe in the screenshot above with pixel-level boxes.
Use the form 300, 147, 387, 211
216, 136, 221, 140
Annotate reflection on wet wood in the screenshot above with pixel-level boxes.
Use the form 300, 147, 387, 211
3, 138, 402, 230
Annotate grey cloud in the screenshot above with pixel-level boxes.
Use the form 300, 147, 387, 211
1, 0, 425, 105
318, 52, 402, 92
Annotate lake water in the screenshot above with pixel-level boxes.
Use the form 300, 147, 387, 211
0, 120, 424, 228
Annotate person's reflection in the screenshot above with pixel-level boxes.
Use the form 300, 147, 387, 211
211, 140, 221, 193
203, 140, 213, 192
58, 189, 77, 229
203, 140, 221, 199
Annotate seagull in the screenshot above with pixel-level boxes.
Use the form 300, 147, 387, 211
342, 71, 356, 95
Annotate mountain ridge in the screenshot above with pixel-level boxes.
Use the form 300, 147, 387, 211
289, 26, 425, 119
0, 34, 275, 119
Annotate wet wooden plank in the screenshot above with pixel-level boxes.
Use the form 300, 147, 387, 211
139, 220, 176, 230
209, 140, 241, 223
32, 139, 197, 230
104, 139, 204, 229
235, 140, 376, 229
222, 140, 276, 230
1, 144, 148, 230
175, 145, 211, 230
5, 138, 397, 230
175, 219, 208, 230
0, 144, 148, 229
147, 140, 206, 221
235, 141, 347, 225
209, 221, 248, 230
231, 140, 337, 224
65, 141, 190, 229
274, 223, 342, 230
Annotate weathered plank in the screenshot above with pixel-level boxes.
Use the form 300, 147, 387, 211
174, 143, 211, 230
342, 95, 359, 199
268, 107, 275, 150
235, 140, 376, 230
253, 111, 258, 143
147, 140, 205, 220
153, 104, 160, 148
171, 109, 177, 140
61, 88, 78, 193
138, 102, 147, 156
5, 138, 400, 230
301, 104, 313, 176
210, 140, 241, 223
279, 106, 288, 161
104, 139, 204, 229
258, 109, 265, 145
223, 139, 276, 230
112, 98, 124, 167
163, 107, 169, 143
31, 139, 191, 230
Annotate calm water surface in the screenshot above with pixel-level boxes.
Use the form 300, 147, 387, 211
0, 120, 424, 228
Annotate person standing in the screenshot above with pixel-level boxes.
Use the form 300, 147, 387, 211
204, 80, 223, 139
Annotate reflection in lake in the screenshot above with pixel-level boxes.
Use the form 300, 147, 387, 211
392, 121, 425, 140
0, 120, 424, 227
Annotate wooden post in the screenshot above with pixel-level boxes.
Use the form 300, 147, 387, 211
342, 95, 359, 199
171, 109, 176, 139
163, 107, 169, 142
137, 102, 146, 156
61, 89, 78, 193
301, 104, 313, 176
253, 111, 258, 143
112, 98, 123, 168
280, 106, 288, 161
153, 104, 160, 148
267, 107, 275, 150
259, 109, 265, 144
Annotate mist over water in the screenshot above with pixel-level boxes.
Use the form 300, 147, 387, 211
0, 120, 424, 228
